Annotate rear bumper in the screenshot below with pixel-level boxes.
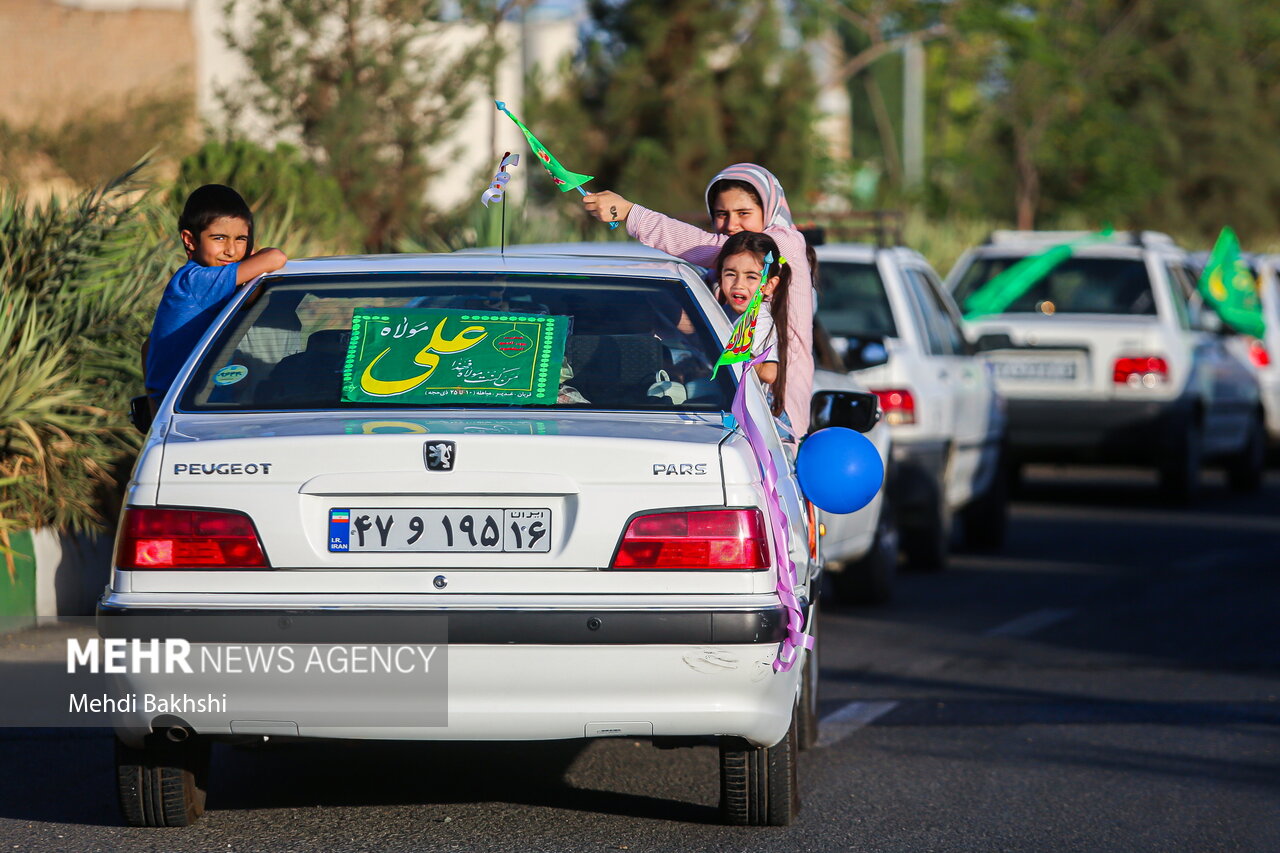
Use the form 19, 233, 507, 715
1004, 396, 1191, 464
97, 600, 800, 748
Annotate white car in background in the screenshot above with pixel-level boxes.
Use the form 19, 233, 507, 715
1253, 255, 1280, 448
811, 357, 896, 605
106, 251, 834, 827
815, 243, 1009, 571
947, 231, 1264, 502
486, 242, 899, 604
1188, 250, 1280, 451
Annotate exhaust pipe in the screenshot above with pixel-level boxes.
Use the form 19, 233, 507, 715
165, 725, 193, 743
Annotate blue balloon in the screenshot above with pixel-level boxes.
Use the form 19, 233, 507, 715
795, 427, 885, 514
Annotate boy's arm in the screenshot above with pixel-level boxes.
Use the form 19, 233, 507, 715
235, 248, 288, 285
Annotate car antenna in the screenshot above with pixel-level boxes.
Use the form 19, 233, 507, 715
482, 152, 518, 256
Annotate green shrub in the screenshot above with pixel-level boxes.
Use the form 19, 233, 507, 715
173, 139, 364, 253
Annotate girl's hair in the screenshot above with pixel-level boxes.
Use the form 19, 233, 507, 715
706, 179, 763, 219
715, 230, 792, 417
179, 184, 255, 253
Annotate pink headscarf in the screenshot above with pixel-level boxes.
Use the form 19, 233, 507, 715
704, 163, 796, 229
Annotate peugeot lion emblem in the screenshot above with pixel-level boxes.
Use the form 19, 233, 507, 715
424, 440, 456, 472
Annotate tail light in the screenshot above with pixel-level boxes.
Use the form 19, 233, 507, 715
872, 388, 916, 425
117, 508, 269, 569
1113, 356, 1168, 388
1248, 339, 1270, 368
611, 509, 770, 569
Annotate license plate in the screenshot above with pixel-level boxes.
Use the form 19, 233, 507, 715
991, 358, 1079, 381
328, 508, 551, 553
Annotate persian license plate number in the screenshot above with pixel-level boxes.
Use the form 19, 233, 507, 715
328, 508, 551, 553
992, 358, 1078, 381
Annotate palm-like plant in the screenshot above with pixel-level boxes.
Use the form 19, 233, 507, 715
0, 165, 171, 545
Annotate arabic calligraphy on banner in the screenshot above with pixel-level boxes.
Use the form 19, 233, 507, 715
341, 309, 569, 405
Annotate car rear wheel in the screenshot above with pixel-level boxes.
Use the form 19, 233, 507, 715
902, 488, 950, 572
961, 449, 1010, 552
719, 709, 801, 826
1158, 421, 1202, 505
1226, 415, 1266, 493
831, 497, 899, 604
116, 735, 211, 827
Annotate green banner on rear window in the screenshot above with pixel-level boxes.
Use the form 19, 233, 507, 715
341, 309, 568, 405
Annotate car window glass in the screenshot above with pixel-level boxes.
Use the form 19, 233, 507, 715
900, 269, 946, 355
953, 256, 1156, 316
1162, 262, 1192, 330
179, 275, 734, 413
917, 268, 967, 354
815, 260, 898, 338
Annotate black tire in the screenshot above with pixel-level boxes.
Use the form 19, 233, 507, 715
719, 710, 801, 826
1007, 460, 1025, 495
1226, 415, 1266, 493
1158, 421, 1202, 506
831, 497, 899, 604
962, 450, 1009, 552
901, 487, 950, 572
116, 735, 211, 827
796, 628, 819, 751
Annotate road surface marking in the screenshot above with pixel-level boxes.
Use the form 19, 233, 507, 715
985, 607, 1075, 638
817, 700, 899, 748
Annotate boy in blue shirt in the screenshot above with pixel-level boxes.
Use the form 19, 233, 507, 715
144, 184, 288, 409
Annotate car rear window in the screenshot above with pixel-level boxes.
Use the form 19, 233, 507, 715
178, 273, 735, 413
952, 256, 1157, 316
816, 261, 898, 338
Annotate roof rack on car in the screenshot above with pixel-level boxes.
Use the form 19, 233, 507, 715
803, 210, 904, 249
985, 229, 1176, 248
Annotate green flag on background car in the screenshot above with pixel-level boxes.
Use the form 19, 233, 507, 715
963, 228, 1114, 319
1198, 227, 1265, 338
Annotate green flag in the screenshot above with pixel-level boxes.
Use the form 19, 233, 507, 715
495, 101, 593, 193
1198, 227, 1264, 338
964, 228, 1115, 319
712, 252, 773, 377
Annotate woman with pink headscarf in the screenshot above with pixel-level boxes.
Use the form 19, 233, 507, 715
583, 163, 814, 436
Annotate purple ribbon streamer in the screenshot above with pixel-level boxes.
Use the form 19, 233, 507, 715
729, 350, 814, 673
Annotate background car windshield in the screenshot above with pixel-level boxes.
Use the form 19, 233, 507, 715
953, 256, 1157, 316
179, 274, 734, 412
817, 261, 898, 337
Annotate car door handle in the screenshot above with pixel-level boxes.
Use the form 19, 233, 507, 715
938, 370, 949, 380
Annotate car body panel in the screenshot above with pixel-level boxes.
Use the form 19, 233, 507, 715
105, 252, 811, 749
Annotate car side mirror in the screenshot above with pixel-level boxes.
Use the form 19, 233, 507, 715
810, 390, 881, 434
129, 395, 153, 435
974, 332, 1015, 352
839, 336, 890, 371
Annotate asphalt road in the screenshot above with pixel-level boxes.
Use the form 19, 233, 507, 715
2, 466, 1278, 852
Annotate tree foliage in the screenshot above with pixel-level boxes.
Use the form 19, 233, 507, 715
225, 0, 491, 249
529, 0, 823, 219
925, 0, 1280, 240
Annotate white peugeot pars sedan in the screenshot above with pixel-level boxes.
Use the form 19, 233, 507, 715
103, 251, 877, 827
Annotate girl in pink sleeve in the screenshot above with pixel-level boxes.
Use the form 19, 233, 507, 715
583, 163, 814, 436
